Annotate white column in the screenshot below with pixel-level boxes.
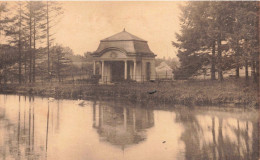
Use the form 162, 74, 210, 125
101, 60, 104, 82
133, 60, 136, 80
93, 61, 96, 75
151, 60, 156, 80
124, 60, 127, 80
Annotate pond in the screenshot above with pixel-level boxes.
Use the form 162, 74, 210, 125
0, 94, 258, 160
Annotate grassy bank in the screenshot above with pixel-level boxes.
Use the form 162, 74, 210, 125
0, 78, 258, 108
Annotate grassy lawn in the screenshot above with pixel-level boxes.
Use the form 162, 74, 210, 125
0, 78, 258, 108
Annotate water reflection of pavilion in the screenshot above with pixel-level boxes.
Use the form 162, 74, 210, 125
1, 95, 258, 160
92, 101, 154, 148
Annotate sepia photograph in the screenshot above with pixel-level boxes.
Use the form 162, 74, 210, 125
0, 1, 259, 160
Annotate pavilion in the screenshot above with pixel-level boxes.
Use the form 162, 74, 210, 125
91, 29, 156, 83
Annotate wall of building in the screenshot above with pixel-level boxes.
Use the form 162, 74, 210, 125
100, 50, 127, 59
140, 58, 156, 81
96, 57, 156, 83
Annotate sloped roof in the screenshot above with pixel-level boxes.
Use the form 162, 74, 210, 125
93, 30, 155, 57
156, 62, 173, 72
101, 30, 146, 42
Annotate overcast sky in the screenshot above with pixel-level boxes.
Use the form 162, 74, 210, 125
54, 1, 184, 58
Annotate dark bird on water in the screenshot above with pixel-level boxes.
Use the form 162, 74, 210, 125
148, 90, 157, 94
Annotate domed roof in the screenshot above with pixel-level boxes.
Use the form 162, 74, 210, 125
101, 29, 146, 42
93, 29, 156, 57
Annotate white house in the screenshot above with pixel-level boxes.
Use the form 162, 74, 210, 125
91, 29, 156, 83
155, 62, 174, 79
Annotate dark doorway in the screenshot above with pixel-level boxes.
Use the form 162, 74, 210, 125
111, 61, 124, 82
127, 61, 133, 80
146, 62, 151, 81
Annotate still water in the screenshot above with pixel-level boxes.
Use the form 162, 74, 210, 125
0, 94, 258, 160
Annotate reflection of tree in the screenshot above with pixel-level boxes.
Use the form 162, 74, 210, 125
0, 96, 38, 159
0, 96, 62, 160
251, 121, 259, 160
92, 101, 154, 148
227, 120, 259, 160
46, 98, 50, 152
212, 117, 216, 160
217, 118, 224, 160
176, 109, 259, 160
0, 99, 20, 159
176, 109, 202, 160
245, 121, 250, 160
17, 96, 21, 157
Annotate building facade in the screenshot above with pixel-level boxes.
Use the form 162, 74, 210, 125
91, 29, 156, 83
155, 62, 174, 79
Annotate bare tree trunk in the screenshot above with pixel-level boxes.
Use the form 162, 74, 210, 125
235, 40, 240, 78
256, 1, 260, 86
256, 59, 259, 84
236, 66, 240, 78
24, 48, 27, 83
3, 63, 6, 85
47, 2, 50, 80
57, 53, 61, 82
33, 16, 36, 83
236, 67, 240, 78
245, 60, 249, 80
18, 3, 22, 84
211, 40, 216, 80
217, 36, 223, 81
29, 3, 32, 83
51, 54, 53, 81
0, 10, 2, 85
251, 59, 256, 83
